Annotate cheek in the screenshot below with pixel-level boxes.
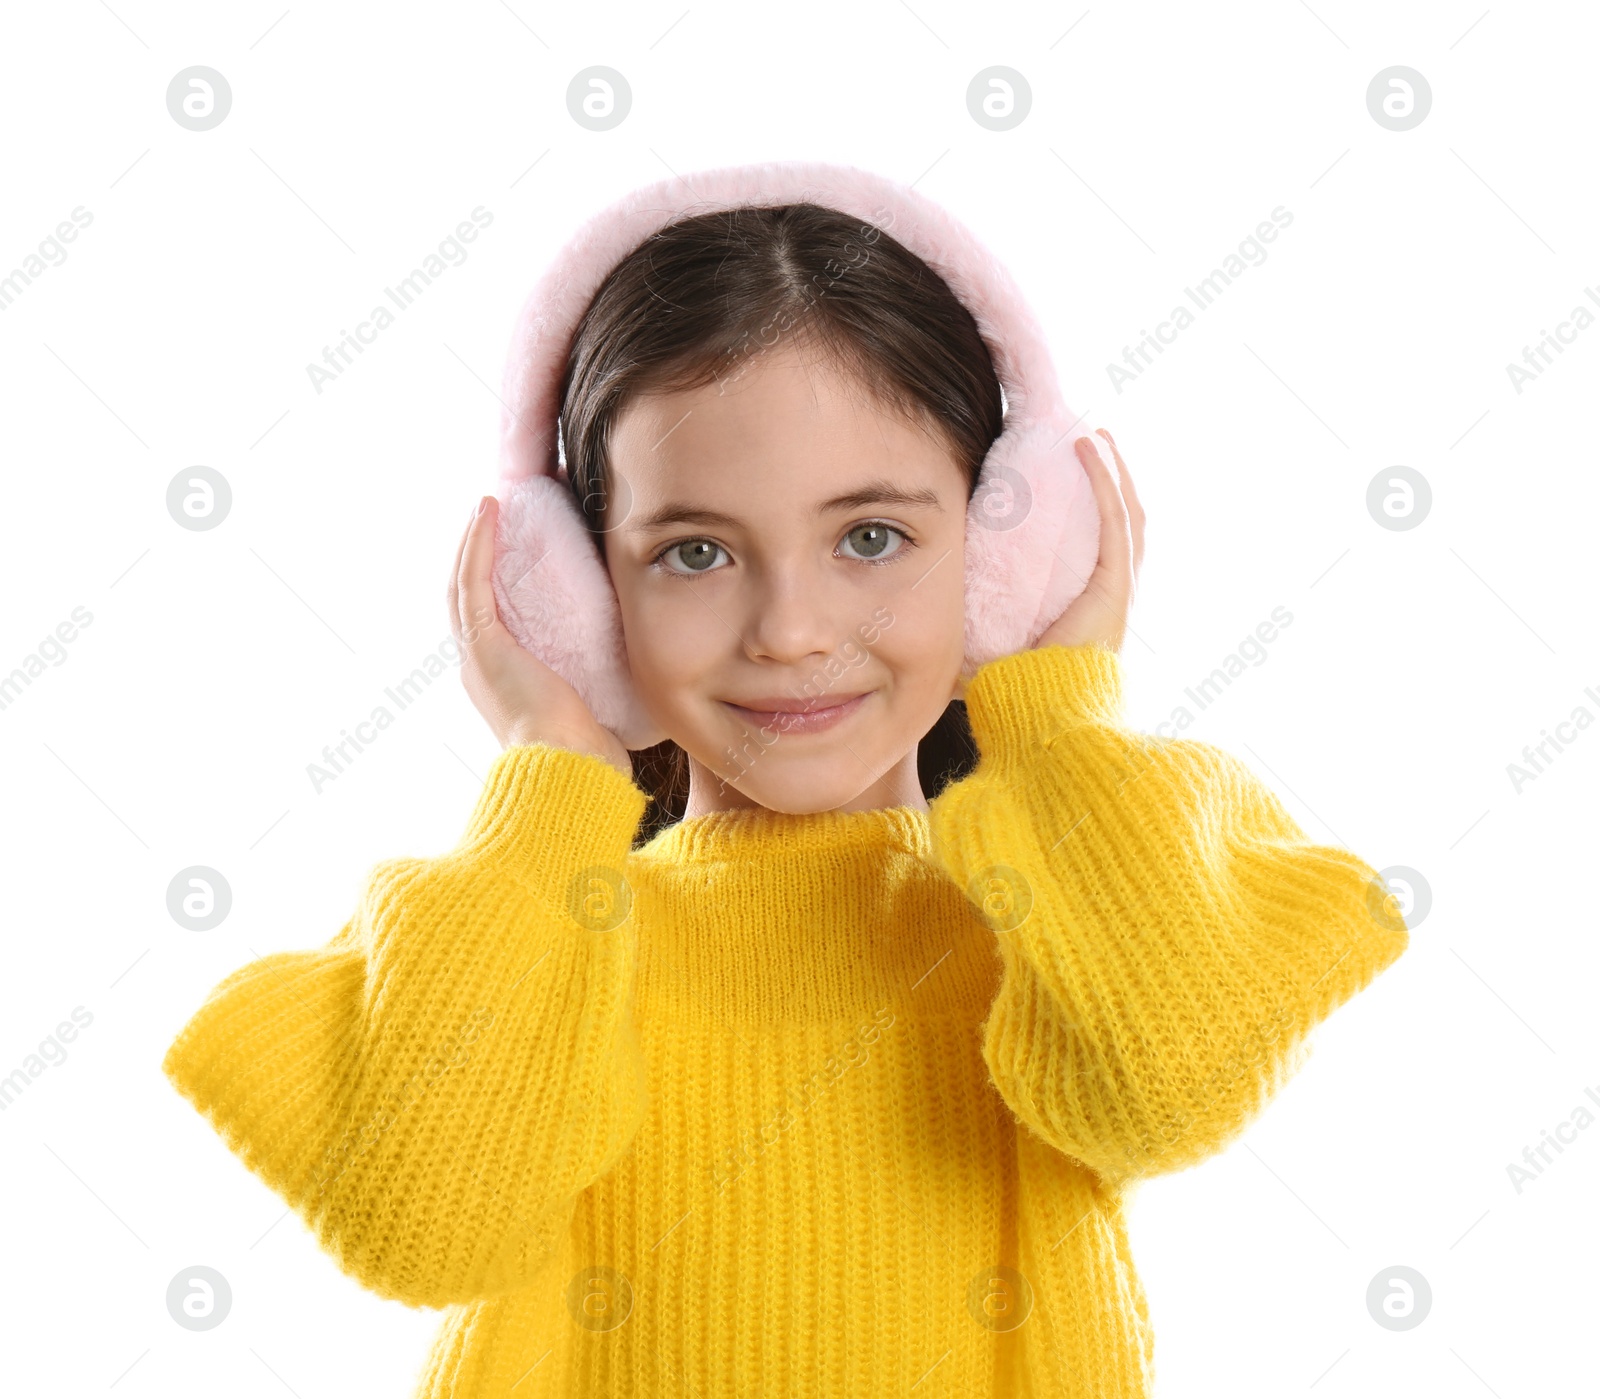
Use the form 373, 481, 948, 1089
867, 582, 965, 685
617, 585, 721, 698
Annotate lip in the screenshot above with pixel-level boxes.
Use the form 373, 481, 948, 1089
720, 691, 872, 735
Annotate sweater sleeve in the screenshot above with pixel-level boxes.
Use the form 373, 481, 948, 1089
161, 742, 651, 1309
927, 643, 1409, 1190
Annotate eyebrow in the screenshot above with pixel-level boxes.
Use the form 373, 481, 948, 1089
627, 479, 946, 533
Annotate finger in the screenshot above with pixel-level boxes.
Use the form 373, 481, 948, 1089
447, 501, 477, 637
1094, 429, 1143, 525
1075, 436, 1134, 597
1070, 437, 1135, 635
457, 497, 501, 647
1096, 429, 1145, 572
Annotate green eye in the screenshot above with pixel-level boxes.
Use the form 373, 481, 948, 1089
838, 521, 909, 563
651, 521, 913, 577
655, 539, 727, 575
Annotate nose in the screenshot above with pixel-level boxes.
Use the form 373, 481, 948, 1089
738, 562, 848, 665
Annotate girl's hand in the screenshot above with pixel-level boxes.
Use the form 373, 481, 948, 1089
449, 495, 633, 777
1035, 430, 1145, 655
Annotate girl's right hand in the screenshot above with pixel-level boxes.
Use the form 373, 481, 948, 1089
449, 495, 633, 778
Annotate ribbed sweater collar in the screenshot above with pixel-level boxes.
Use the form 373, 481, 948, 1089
628, 800, 991, 1024
637, 800, 934, 865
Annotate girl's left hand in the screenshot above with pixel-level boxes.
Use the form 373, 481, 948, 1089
1034, 429, 1145, 656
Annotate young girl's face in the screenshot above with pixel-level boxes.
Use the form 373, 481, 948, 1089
601, 340, 970, 817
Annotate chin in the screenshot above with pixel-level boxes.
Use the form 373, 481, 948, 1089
707, 751, 882, 816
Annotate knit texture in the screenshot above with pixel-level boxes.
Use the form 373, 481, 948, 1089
161, 643, 1408, 1397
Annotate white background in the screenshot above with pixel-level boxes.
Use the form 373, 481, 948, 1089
1, 1, 1595, 1394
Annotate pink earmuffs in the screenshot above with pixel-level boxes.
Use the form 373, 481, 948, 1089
490, 159, 1104, 751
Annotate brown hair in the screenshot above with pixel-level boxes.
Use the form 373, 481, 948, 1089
556, 202, 1002, 843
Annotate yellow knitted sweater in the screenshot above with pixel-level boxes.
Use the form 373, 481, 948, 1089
162, 643, 1408, 1397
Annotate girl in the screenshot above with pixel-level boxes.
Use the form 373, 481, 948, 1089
163, 175, 1408, 1397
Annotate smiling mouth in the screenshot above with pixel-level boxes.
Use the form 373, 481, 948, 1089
720, 691, 872, 735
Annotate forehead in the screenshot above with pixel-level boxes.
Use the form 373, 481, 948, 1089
609, 346, 966, 529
